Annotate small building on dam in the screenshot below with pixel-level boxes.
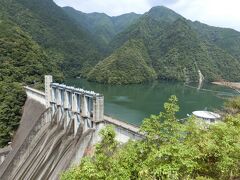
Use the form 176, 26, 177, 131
0, 75, 142, 180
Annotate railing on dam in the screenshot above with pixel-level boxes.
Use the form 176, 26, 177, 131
50, 82, 104, 123
44, 75, 104, 135
104, 115, 139, 133
103, 115, 143, 143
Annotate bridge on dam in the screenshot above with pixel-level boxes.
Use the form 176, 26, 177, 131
0, 75, 142, 180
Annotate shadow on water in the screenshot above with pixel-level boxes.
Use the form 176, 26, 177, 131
65, 79, 238, 126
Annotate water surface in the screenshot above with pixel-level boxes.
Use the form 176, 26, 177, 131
66, 79, 237, 126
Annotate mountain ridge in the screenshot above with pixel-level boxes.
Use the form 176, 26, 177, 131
1, 0, 102, 77
85, 6, 240, 84
63, 6, 141, 49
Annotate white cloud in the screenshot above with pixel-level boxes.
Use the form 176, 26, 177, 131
166, 0, 240, 31
54, 0, 240, 31
54, 0, 151, 15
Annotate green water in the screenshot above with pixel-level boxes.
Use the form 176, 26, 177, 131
66, 79, 237, 126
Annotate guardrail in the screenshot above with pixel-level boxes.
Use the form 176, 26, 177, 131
104, 115, 140, 134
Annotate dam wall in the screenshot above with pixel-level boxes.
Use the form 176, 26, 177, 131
25, 86, 46, 106
0, 97, 47, 179
0, 76, 141, 180
103, 116, 142, 143
0, 146, 11, 166
26, 76, 141, 144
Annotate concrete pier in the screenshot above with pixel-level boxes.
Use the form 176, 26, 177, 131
45, 75, 104, 134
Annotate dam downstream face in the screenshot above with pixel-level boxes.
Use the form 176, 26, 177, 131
66, 79, 238, 126
5, 108, 95, 180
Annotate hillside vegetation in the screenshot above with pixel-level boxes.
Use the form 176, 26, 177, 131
87, 40, 156, 84
0, 0, 108, 147
62, 96, 240, 179
63, 7, 141, 49
2, 2, 240, 84
0, 0, 101, 77
94, 6, 240, 84
0, 18, 63, 147
1, 0, 240, 145
191, 21, 240, 59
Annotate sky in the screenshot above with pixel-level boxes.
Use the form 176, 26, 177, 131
53, 0, 240, 31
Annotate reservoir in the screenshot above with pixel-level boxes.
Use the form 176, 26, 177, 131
66, 79, 237, 126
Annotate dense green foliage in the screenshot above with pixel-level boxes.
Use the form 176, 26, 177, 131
0, 0, 102, 146
0, 0, 240, 150
63, 7, 140, 49
2, 1, 240, 84
224, 96, 240, 114
87, 39, 156, 84
0, 82, 26, 146
191, 21, 240, 60
91, 6, 240, 84
0, 0, 101, 77
0, 19, 63, 84
154, 19, 240, 82
0, 18, 63, 147
61, 96, 240, 179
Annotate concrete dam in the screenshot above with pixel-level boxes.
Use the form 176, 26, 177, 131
0, 75, 142, 180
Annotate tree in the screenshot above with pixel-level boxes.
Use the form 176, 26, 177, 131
61, 96, 240, 180
224, 96, 240, 114
61, 125, 119, 180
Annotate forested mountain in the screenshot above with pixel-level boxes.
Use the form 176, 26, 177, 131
1, 0, 240, 144
63, 7, 141, 48
0, 0, 101, 146
191, 21, 240, 59
88, 6, 240, 84
87, 39, 156, 84
0, 17, 63, 146
0, 0, 101, 77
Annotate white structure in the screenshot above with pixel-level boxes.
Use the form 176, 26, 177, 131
26, 75, 140, 143
192, 111, 221, 123
45, 75, 104, 135
0, 75, 142, 180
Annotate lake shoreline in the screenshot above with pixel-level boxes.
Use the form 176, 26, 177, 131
212, 81, 240, 92
65, 78, 237, 125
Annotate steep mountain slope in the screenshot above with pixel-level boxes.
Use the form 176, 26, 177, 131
191, 21, 240, 59
0, 20, 63, 84
112, 13, 141, 33
109, 6, 182, 51
0, 18, 63, 146
91, 6, 240, 84
63, 7, 141, 48
87, 40, 156, 84
154, 19, 240, 81
0, 0, 101, 77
